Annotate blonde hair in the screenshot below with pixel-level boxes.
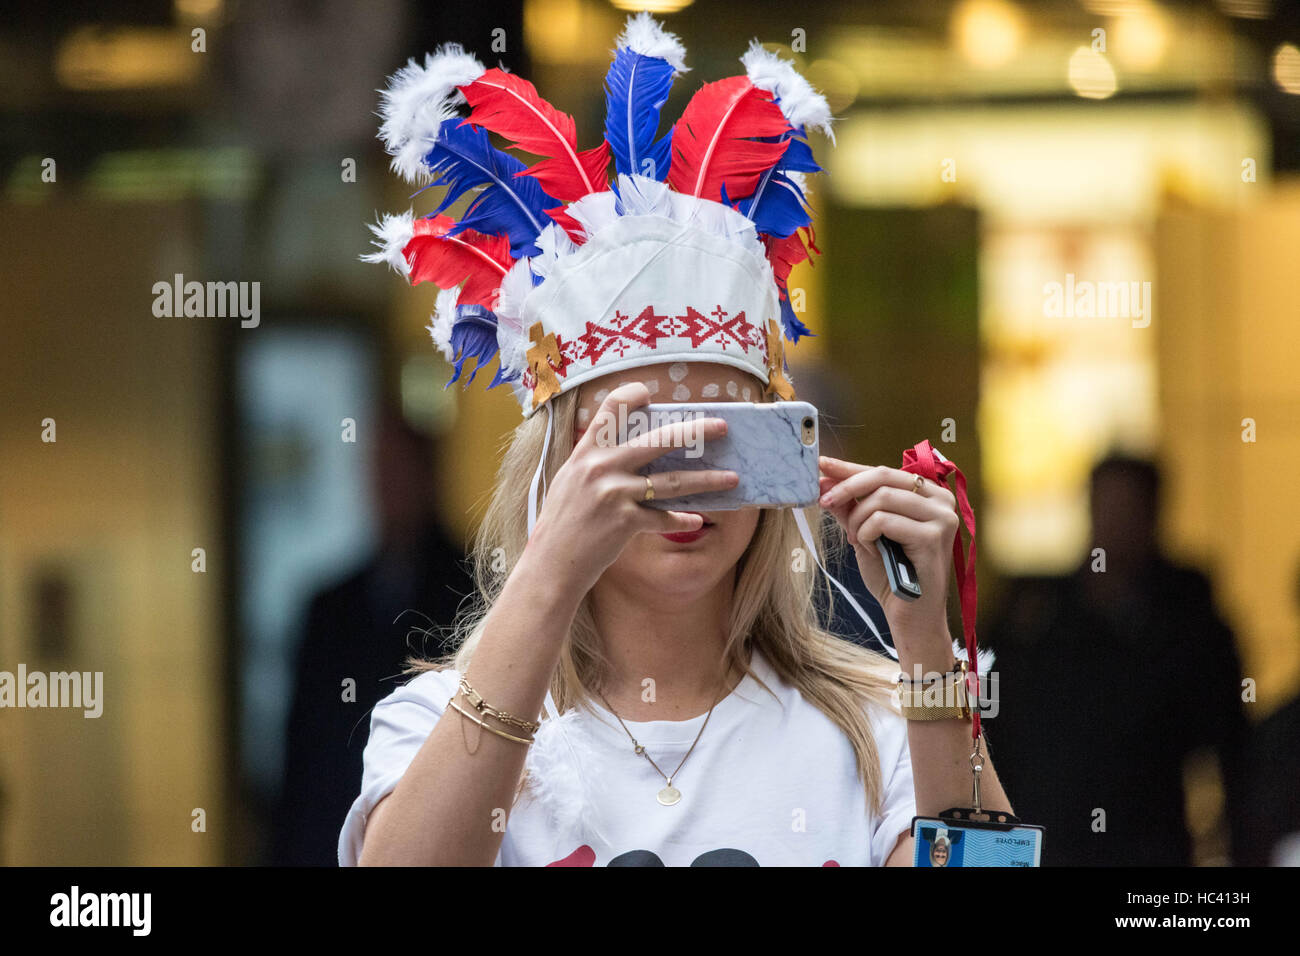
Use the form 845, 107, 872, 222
414, 386, 901, 814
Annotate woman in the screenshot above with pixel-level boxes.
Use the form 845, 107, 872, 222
340, 13, 1011, 866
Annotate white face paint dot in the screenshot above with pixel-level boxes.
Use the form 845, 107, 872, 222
726, 380, 738, 397
701, 382, 720, 398
577, 407, 591, 426
593, 389, 609, 404
645, 379, 659, 394
668, 362, 689, 383
672, 384, 691, 401
742, 386, 752, 401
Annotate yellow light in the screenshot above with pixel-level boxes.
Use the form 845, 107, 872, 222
527, 0, 621, 65
952, 0, 1024, 70
804, 59, 860, 114
1080, 0, 1143, 13
1214, 0, 1272, 19
55, 26, 202, 90
173, 0, 222, 20
1068, 46, 1118, 99
1111, 1, 1168, 71
1273, 44, 1300, 95
609, 0, 694, 12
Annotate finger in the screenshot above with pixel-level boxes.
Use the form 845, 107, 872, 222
845, 485, 955, 527
640, 468, 739, 501
615, 417, 728, 469
850, 510, 935, 555
819, 484, 856, 529
818, 455, 870, 478
821, 464, 951, 510
576, 382, 651, 455
638, 508, 707, 535
818, 464, 893, 508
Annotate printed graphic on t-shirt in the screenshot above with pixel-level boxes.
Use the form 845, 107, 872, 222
547, 844, 841, 867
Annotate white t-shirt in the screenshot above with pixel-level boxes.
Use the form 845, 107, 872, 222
338, 648, 916, 866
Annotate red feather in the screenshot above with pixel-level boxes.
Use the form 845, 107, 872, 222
763, 228, 811, 291
404, 215, 512, 306
763, 227, 819, 300
668, 76, 790, 202
458, 68, 609, 202
544, 206, 589, 246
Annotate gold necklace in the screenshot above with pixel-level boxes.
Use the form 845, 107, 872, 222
595, 683, 725, 806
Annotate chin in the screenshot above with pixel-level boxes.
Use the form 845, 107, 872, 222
601, 537, 727, 597
621, 566, 730, 601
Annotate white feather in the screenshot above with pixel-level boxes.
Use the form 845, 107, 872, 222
426, 287, 460, 361
494, 261, 534, 377
522, 707, 611, 841
359, 210, 414, 276
377, 44, 486, 182
953, 638, 997, 675
740, 41, 835, 144
556, 174, 764, 256
615, 11, 689, 74
565, 190, 621, 240
668, 188, 763, 249
530, 221, 578, 278
614, 172, 675, 218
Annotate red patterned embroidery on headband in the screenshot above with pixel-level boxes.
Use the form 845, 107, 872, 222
570, 306, 674, 364
563, 305, 763, 370
677, 306, 762, 352
522, 305, 770, 395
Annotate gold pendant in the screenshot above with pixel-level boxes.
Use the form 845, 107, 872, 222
657, 785, 682, 806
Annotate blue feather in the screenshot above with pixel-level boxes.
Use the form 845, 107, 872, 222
445, 305, 503, 387
488, 362, 520, 388
604, 47, 677, 181
733, 169, 810, 239
418, 118, 558, 258
778, 133, 823, 174
780, 296, 814, 343
730, 128, 823, 239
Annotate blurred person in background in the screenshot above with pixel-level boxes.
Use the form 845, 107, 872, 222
1235, 556, 1300, 866
985, 453, 1249, 865
271, 407, 470, 865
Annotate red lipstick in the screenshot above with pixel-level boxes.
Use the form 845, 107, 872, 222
660, 513, 713, 544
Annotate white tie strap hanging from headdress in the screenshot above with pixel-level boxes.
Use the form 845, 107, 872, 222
791, 506, 898, 660
526, 402, 554, 538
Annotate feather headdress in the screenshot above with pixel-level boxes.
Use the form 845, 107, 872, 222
363, 12, 836, 415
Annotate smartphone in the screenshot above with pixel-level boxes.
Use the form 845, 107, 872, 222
632, 401, 819, 510
630, 400, 923, 603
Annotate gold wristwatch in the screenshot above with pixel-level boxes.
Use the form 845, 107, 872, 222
896, 658, 974, 721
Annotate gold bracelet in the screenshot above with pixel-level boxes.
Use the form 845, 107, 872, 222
896, 659, 973, 721
458, 677, 542, 734
448, 698, 535, 745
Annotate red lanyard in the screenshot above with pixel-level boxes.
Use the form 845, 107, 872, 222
900, 440, 981, 743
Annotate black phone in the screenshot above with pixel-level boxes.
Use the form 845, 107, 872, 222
876, 536, 922, 602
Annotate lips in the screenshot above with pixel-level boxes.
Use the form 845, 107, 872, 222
660, 512, 714, 544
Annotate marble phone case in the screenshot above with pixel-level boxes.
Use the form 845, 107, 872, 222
636, 401, 819, 511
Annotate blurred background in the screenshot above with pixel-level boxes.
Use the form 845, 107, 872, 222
1, 0, 1298, 866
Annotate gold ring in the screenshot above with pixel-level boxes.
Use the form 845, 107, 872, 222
643, 475, 655, 501
911, 475, 925, 494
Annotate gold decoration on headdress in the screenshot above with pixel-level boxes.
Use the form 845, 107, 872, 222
764, 318, 796, 401
526, 321, 563, 409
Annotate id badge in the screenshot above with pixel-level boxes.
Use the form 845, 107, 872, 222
911, 808, 1045, 867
